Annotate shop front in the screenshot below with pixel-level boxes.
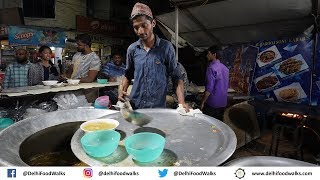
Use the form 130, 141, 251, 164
75, 15, 133, 62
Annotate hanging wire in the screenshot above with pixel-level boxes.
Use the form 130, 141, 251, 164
201, 0, 209, 6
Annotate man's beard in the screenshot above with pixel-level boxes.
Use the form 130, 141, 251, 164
77, 48, 85, 53
17, 58, 27, 63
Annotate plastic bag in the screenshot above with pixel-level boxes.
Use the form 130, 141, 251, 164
53, 91, 91, 110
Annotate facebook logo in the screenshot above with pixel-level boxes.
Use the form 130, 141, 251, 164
7, 169, 16, 178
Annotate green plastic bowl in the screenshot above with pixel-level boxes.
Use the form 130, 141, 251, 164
0, 118, 14, 130
81, 130, 120, 158
97, 79, 108, 84
124, 132, 165, 162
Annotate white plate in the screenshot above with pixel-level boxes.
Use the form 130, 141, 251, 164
256, 45, 282, 67
273, 82, 307, 102
254, 72, 280, 92
273, 54, 309, 78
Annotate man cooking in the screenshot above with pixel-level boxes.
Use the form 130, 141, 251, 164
118, 2, 189, 111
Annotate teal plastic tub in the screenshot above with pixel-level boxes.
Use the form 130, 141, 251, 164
81, 130, 120, 157
0, 118, 14, 131
124, 132, 165, 162
97, 79, 108, 84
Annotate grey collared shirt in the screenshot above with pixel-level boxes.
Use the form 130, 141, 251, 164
125, 36, 183, 108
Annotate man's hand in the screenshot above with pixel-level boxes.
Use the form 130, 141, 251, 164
200, 102, 204, 111
118, 90, 129, 102
109, 77, 117, 82
58, 75, 67, 82
181, 102, 190, 112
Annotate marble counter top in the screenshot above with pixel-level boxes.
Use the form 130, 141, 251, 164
0, 82, 119, 97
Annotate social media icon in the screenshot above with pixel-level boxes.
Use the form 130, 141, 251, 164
7, 169, 16, 178
83, 168, 93, 178
158, 169, 168, 178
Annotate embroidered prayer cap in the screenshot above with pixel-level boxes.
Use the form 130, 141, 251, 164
130, 2, 153, 20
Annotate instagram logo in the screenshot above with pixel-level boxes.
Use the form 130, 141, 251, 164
83, 168, 93, 178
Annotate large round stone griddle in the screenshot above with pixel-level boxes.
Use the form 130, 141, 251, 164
224, 156, 317, 166
0, 109, 118, 166
71, 108, 237, 166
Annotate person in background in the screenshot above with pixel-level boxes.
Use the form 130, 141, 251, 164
166, 62, 189, 108
101, 50, 126, 82
57, 59, 63, 74
28, 46, 59, 86
118, 2, 189, 111
65, 34, 101, 83
99, 50, 126, 105
3, 49, 31, 89
200, 45, 229, 121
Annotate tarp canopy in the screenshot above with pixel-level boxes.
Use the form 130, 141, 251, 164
156, 0, 317, 49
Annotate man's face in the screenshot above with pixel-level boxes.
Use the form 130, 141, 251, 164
16, 49, 28, 63
113, 55, 123, 66
76, 41, 86, 53
132, 16, 155, 41
206, 51, 215, 62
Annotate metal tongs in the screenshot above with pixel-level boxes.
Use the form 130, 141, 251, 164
119, 98, 151, 127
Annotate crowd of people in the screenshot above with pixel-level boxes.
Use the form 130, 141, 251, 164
0, 2, 230, 121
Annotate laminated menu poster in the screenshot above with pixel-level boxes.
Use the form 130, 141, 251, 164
249, 33, 313, 105
223, 45, 258, 95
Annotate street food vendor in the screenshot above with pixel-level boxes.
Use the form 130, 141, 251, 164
118, 2, 189, 111
65, 34, 101, 83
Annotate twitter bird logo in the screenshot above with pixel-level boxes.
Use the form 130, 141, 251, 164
158, 169, 168, 178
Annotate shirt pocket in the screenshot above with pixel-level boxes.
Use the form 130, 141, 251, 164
150, 60, 167, 96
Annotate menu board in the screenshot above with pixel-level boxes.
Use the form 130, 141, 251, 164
249, 33, 313, 105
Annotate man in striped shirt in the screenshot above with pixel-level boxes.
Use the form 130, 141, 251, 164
3, 49, 31, 89
101, 51, 126, 105
101, 51, 126, 82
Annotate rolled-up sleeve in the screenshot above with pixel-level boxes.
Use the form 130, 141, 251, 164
166, 43, 183, 80
125, 45, 135, 80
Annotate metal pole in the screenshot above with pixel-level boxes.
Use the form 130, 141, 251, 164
175, 6, 179, 61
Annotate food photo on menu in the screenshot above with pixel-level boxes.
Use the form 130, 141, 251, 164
256, 45, 282, 67
254, 72, 280, 92
273, 82, 307, 103
273, 54, 309, 78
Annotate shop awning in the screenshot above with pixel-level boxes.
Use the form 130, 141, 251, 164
156, 0, 317, 50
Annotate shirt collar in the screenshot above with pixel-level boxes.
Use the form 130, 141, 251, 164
15, 61, 30, 66
210, 59, 220, 66
137, 34, 160, 49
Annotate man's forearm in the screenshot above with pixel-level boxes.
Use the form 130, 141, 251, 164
176, 80, 185, 104
80, 76, 94, 83
201, 91, 211, 105
65, 65, 73, 78
121, 77, 130, 92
